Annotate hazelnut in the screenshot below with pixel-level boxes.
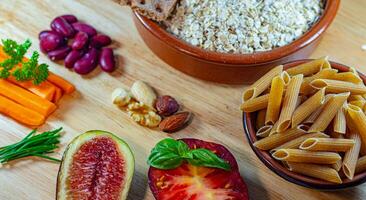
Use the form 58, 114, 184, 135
155, 95, 180, 117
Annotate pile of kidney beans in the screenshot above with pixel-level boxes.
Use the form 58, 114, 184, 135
39, 14, 116, 74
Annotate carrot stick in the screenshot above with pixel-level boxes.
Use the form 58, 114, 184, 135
0, 95, 45, 126
53, 86, 63, 103
7, 76, 57, 101
47, 72, 75, 94
0, 79, 57, 116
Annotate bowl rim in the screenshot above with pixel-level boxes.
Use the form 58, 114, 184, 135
243, 59, 366, 190
133, 0, 340, 66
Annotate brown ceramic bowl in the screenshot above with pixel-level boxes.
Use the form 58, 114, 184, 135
133, 0, 340, 84
243, 60, 366, 190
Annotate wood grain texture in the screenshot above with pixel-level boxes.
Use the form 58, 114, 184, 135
0, 0, 365, 199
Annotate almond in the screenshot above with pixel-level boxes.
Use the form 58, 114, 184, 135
131, 80, 157, 108
159, 112, 192, 133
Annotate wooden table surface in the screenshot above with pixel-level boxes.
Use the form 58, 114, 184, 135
0, 0, 365, 199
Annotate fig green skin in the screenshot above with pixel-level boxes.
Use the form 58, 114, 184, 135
56, 130, 135, 200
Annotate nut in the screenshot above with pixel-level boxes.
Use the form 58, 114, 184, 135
112, 88, 133, 107
131, 80, 157, 108
155, 95, 180, 116
127, 102, 161, 127
159, 112, 192, 133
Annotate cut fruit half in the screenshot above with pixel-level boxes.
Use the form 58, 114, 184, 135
148, 138, 248, 200
57, 130, 135, 200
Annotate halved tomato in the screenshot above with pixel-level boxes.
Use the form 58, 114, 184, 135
148, 138, 248, 200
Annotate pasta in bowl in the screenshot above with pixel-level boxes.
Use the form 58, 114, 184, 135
242, 58, 366, 189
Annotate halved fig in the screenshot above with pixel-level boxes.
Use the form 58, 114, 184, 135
148, 138, 249, 200
57, 130, 134, 200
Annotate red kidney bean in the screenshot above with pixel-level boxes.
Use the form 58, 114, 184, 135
47, 46, 71, 61
59, 14, 78, 23
71, 32, 89, 50
74, 48, 98, 74
71, 22, 97, 36
51, 17, 75, 38
39, 30, 63, 40
90, 34, 112, 49
40, 32, 66, 52
99, 48, 116, 72
64, 50, 84, 68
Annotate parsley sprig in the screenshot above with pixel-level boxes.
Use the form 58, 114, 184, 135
148, 138, 231, 171
0, 39, 49, 85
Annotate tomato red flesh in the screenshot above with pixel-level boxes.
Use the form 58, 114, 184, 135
149, 138, 248, 200
67, 137, 125, 200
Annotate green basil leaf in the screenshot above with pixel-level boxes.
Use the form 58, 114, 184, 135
186, 148, 231, 171
177, 140, 191, 158
148, 151, 183, 170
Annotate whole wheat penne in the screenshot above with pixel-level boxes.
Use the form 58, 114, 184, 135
345, 107, 366, 156
349, 100, 366, 110
277, 74, 303, 132
355, 156, 366, 174
270, 132, 329, 153
240, 94, 269, 112
310, 79, 366, 95
256, 109, 266, 130
242, 65, 283, 101
346, 104, 366, 154
253, 125, 308, 150
292, 88, 325, 128
330, 72, 363, 84
300, 69, 338, 95
303, 94, 335, 125
349, 67, 362, 84
349, 95, 365, 101
332, 159, 343, 172
286, 56, 329, 76
269, 121, 280, 136
334, 104, 347, 134
329, 131, 345, 139
256, 125, 273, 138
300, 138, 355, 152
265, 76, 285, 125
309, 92, 350, 133
287, 162, 342, 184
281, 71, 291, 85
342, 132, 361, 180
272, 149, 341, 164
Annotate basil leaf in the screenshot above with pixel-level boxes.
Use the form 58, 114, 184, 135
148, 151, 183, 170
187, 148, 231, 171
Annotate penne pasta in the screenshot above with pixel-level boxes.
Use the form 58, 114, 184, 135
242, 65, 283, 101
349, 67, 362, 84
309, 92, 350, 133
346, 104, 366, 155
265, 76, 285, 125
287, 162, 342, 184
332, 159, 343, 172
281, 71, 291, 86
329, 131, 345, 139
303, 94, 334, 125
333, 104, 347, 134
277, 74, 303, 132
292, 88, 325, 128
348, 95, 365, 101
253, 125, 308, 150
269, 121, 280, 136
300, 68, 338, 95
286, 56, 329, 76
355, 156, 366, 174
330, 72, 363, 84
270, 132, 329, 153
349, 100, 366, 109
272, 149, 341, 164
345, 107, 366, 156
256, 109, 266, 130
256, 125, 273, 138
240, 94, 269, 112
299, 138, 355, 152
310, 79, 366, 95
342, 132, 361, 180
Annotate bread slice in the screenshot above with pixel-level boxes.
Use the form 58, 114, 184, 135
130, 0, 178, 21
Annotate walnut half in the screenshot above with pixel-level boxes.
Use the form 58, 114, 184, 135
127, 102, 161, 128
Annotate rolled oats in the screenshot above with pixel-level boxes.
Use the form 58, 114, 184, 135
164, 0, 324, 54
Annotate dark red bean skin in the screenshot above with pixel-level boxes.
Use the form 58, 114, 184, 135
39, 30, 63, 40
51, 17, 75, 38
59, 14, 78, 23
99, 48, 115, 72
64, 50, 84, 68
90, 34, 112, 49
71, 32, 89, 50
74, 48, 98, 74
71, 22, 97, 36
47, 46, 71, 61
40, 32, 66, 53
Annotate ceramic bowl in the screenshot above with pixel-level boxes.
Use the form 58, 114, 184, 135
133, 0, 340, 84
243, 59, 366, 190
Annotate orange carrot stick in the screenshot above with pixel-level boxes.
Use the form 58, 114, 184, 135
7, 76, 57, 101
53, 86, 63, 103
0, 79, 57, 116
0, 95, 45, 126
47, 72, 75, 94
